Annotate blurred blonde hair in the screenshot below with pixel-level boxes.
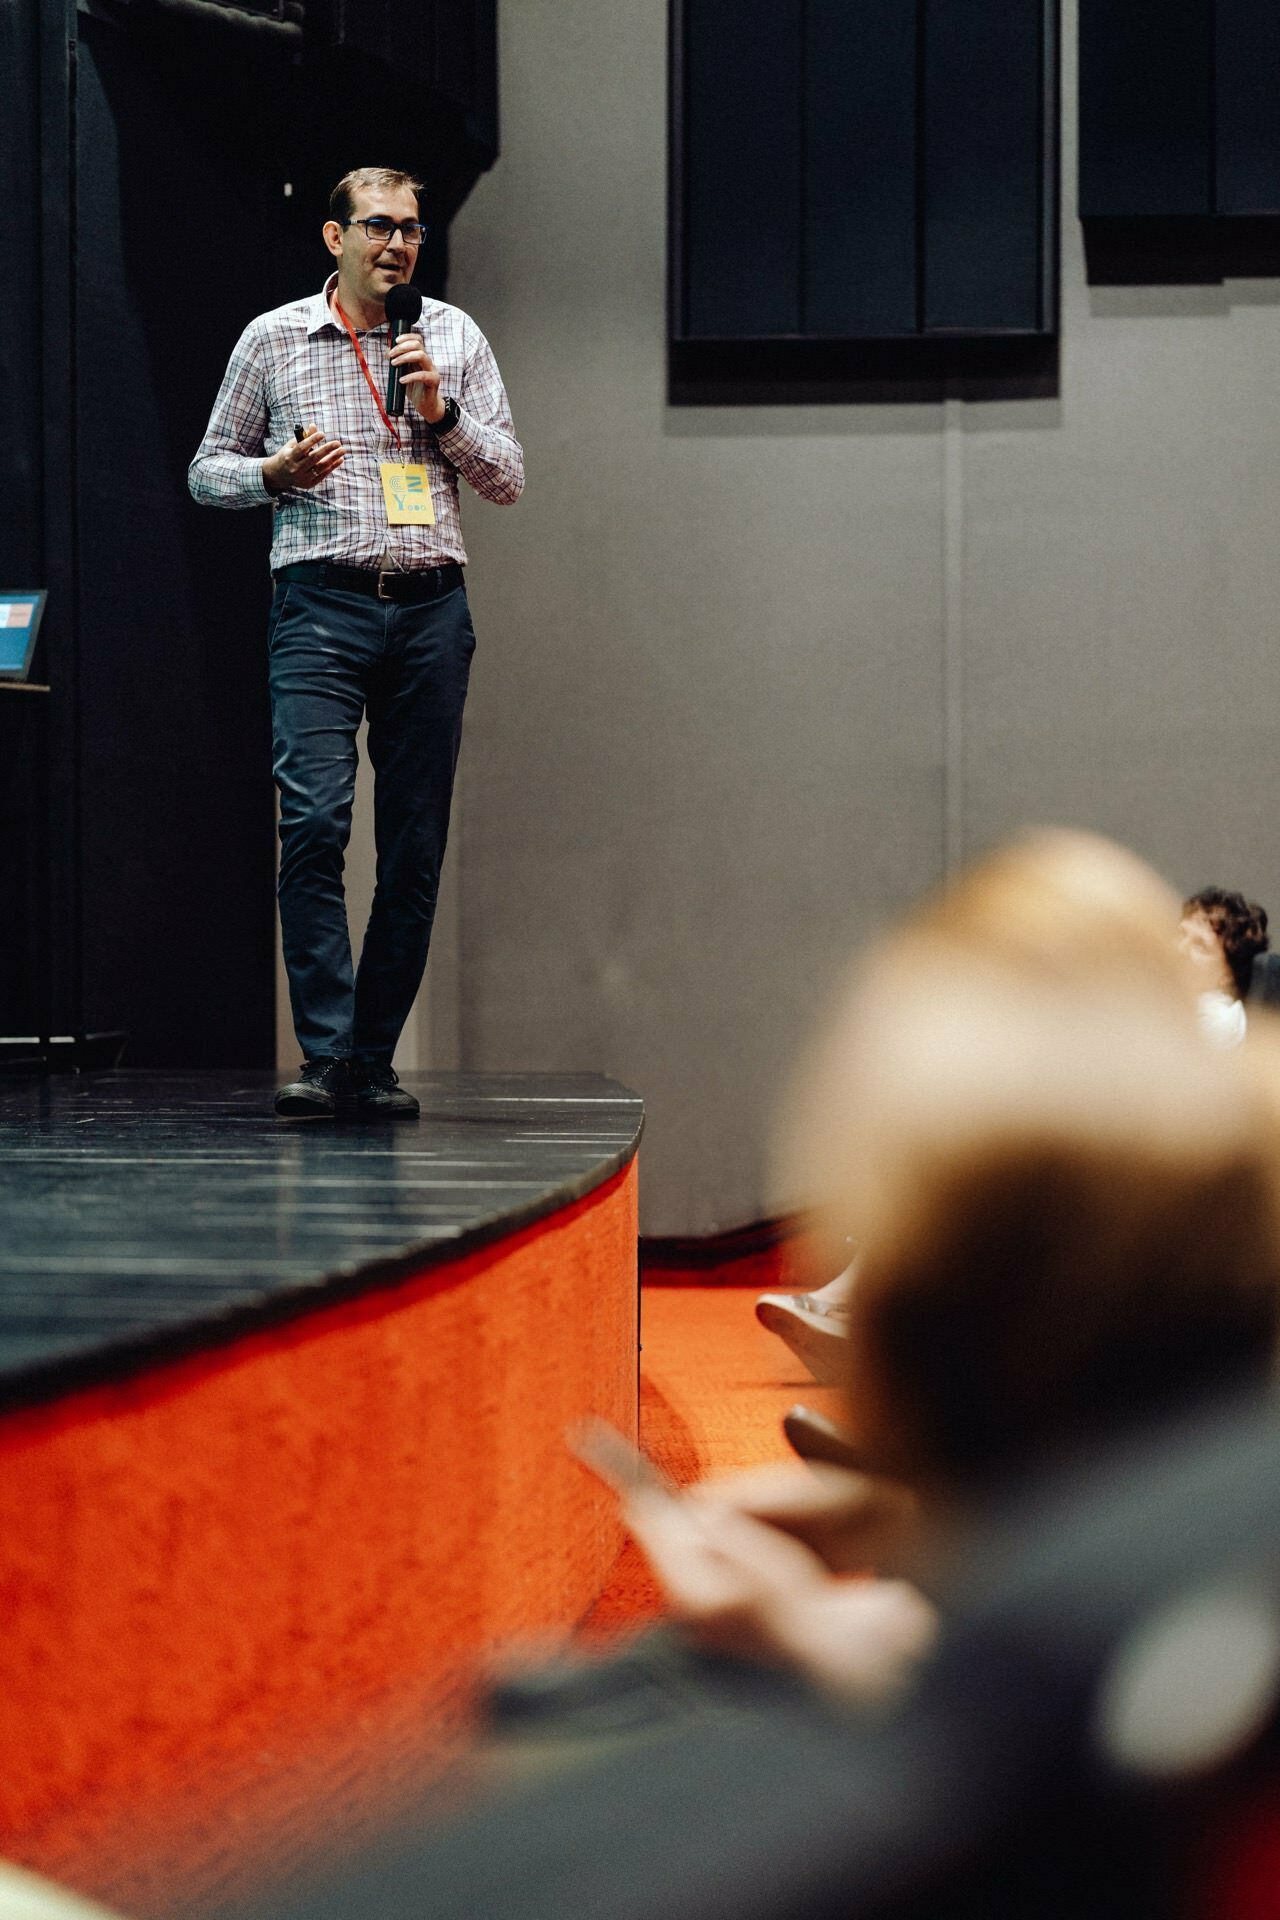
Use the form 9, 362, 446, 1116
778, 830, 1280, 1490
880, 826, 1196, 1000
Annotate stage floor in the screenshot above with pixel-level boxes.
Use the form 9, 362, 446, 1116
0, 1069, 643, 1412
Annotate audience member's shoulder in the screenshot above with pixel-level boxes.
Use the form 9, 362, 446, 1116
1198, 989, 1247, 1051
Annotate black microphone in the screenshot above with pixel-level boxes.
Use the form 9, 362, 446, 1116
384, 283, 424, 418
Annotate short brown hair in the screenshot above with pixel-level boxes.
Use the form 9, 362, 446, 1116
328, 167, 424, 226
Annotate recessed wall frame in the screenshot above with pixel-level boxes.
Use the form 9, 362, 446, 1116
668, 0, 1060, 400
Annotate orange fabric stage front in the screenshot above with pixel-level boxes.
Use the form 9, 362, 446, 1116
0, 1161, 638, 1914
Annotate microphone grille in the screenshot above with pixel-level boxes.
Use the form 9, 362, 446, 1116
385, 283, 423, 324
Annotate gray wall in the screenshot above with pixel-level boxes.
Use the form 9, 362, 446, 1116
421, 0, 1280, 1235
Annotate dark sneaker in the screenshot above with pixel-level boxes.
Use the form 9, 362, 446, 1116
352, 1059, 420, 1120
782, 1404, 863, 1471
274, 1057, 350, 1119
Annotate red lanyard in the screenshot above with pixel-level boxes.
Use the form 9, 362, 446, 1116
333, 297, 402, 450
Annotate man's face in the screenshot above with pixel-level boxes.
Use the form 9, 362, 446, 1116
323, 183, 421, 314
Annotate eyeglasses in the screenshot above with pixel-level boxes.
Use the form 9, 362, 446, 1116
343, 216, 427, 247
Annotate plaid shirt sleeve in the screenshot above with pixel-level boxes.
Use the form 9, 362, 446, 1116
433, 316, 524, 506
188, 320, 275, 510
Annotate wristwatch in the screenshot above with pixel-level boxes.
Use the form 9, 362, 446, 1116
435, 395, 462, 434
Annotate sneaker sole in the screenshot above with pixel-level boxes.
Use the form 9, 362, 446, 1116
755, 1298, 849, 1387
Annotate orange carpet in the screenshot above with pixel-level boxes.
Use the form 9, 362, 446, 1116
581, 1283, 844, 1637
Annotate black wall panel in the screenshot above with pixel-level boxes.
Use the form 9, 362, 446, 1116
923, 0, 1045, 331
1079, 0, 1212, 218
804, 0, 917, 337
1216, 0, 1280, 215
673, 0, 1057, 350
682, 0, 803, 338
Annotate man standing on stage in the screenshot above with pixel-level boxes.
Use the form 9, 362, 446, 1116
190, 167, 523, 1119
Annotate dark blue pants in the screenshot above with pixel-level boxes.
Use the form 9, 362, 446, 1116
268, 579, 475, 1064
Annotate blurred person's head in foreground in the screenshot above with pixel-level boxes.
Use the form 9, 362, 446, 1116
780, 830, 1280, 1507
1179, 886, 1269, 1002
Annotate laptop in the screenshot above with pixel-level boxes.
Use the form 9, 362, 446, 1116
0, 591, 47, 681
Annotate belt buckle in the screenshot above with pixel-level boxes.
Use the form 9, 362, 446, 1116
376, 568, 395, 601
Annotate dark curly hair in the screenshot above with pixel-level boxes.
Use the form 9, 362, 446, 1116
1182, 888, 1270, 1000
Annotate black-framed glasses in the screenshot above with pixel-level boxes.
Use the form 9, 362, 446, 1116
343, 216, 427, 246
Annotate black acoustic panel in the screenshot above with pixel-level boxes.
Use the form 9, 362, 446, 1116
923, 0, 1044, 331
74, 25, 280, 1065
804, 0, 918, 337
681, 0, 803, 339
671, 0, 1057, 369
1216, 0, 1280, 214
1079, 0, 1213, 218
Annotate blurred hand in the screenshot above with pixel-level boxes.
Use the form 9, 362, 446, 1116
685, 1460, 922, 1576
622, 1484, 937, 1705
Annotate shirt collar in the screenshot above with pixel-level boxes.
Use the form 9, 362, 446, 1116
307, 273, 392, 337
307, 273, 352, 336
307, 272, 427, 336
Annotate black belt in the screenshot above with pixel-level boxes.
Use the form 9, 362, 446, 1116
273, 560, 463, 603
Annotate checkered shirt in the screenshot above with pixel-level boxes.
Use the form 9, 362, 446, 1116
189, 273, 523, 572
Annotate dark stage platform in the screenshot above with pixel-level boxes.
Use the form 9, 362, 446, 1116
0, 1069, 644, 1412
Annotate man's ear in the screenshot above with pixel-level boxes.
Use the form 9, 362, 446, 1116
321, 220, 344, 261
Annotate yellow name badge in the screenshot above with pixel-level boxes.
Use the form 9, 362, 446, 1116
379, 462, 435, 526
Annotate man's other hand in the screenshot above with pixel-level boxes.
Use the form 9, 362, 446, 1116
263, 427, 345, 494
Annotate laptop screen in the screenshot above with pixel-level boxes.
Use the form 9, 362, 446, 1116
0, 593, 47, 680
